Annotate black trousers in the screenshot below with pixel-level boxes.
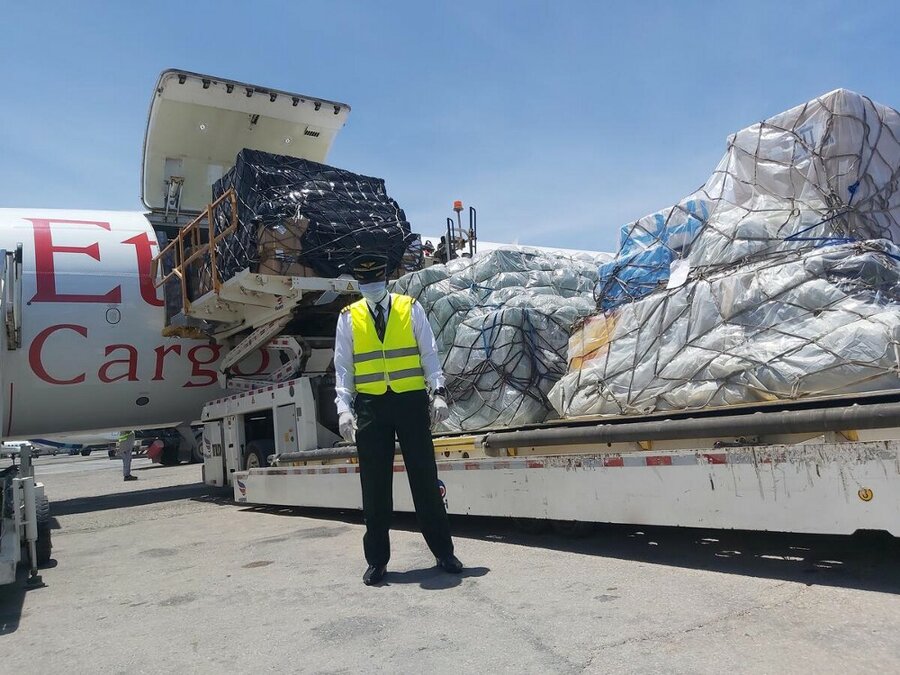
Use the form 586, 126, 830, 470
355, 389, 454, 566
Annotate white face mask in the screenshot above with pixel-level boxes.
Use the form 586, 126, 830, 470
359, 281, 388, 304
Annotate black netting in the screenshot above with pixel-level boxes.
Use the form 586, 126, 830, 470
206, 149, 416, 285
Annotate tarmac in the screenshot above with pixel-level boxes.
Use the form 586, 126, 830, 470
1, 453, 898, 674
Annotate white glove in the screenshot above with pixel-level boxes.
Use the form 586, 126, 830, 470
338, 411, 357, 444
430, 394, 450, 426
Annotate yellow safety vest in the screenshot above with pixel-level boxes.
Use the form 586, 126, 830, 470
349, 293, 426, 395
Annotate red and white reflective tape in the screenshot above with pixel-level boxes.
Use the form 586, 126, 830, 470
264, 466, 361, 476
207, 377, 302, 406
244, 446, 899, 477
248, 449, 864, 477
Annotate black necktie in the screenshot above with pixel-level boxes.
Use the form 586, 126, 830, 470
375, 304, 386, 342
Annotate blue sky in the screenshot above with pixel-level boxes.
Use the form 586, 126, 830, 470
2, 1, 899, 253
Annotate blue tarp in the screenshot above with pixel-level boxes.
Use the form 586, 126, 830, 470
597, 199, 709, 310
595, 245, 673, 310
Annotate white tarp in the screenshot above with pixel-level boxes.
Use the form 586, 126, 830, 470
392, 247, 608, 431
551, 89, 900, 417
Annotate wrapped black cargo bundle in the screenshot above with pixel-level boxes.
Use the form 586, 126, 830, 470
209, 148, 415, 283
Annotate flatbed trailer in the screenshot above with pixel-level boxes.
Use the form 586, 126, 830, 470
201, 377, 900, 537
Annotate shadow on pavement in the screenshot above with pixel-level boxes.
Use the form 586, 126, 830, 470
0, 483, 214, 635
0, 561, 55, 635
52, 483, 211, 516
0, 569, 26, 635
484, 522, 900, 595
228, 503, 900, 594
384, 565, 490, 590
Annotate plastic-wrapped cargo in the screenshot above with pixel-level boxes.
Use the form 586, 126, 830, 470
550, 89, 900, 417
392, 247, 609, 431
204, 149, 417, 288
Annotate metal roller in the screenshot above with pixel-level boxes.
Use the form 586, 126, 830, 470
481, 400, 900, 450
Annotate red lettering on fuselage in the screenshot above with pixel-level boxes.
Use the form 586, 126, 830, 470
20, 217, 258, 391
99, 344, 140, 383
184, 345, 222, 388
153, 345, 182, 380
121, 232, 164, 307
27, 323, 225, 389
28, 219, 122, 303
28, 324, 88, 384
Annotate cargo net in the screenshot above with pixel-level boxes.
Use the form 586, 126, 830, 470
393, 248, 608, 431
193, 149, 419, 297
550, 89, 900, 418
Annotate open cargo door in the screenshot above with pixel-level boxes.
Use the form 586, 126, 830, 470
142, 69, 351, 226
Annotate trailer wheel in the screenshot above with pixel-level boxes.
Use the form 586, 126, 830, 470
36, 523, 52, 565
244, 440, 274, 470
36, 494, 52, 565
36, 493, 50, 523
551, 520, 594, 537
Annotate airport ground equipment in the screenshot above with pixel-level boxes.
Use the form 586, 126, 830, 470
0, 444, 50, 587
171, 206, 899, 536
200, 360, 900, 536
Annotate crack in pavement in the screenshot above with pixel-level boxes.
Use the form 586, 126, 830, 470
458, 578, 584, 672
579, 582, 808, 672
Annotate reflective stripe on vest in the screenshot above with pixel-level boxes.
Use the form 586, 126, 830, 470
350, 294, 426, 394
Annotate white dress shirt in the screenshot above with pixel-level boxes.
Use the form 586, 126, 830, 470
333, 293, 446, 415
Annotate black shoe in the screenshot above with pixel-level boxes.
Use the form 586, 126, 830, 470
363, 564, 387, 586
123, 475, 138, 482
436, 554, 463, 573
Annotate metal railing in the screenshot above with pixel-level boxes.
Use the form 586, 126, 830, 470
152, 188, 239, 315
2, 245, 22, 350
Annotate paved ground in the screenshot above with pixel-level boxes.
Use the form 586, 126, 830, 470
1, 453, 898, 674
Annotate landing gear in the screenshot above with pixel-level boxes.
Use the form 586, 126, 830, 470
159, 444, 180, 466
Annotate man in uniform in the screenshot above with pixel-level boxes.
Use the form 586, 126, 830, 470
334, 253, 462, 585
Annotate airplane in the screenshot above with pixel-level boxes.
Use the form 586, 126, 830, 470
0, 69, 350, 441
0, 439, 65, 457
1, 431, 117, 457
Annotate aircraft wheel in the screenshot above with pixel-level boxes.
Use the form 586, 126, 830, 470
160, 444, 180, 466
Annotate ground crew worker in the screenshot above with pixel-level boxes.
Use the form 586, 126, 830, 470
118, 430, 138, 482
334, 252, 462, 586
434, 236, 448, 264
